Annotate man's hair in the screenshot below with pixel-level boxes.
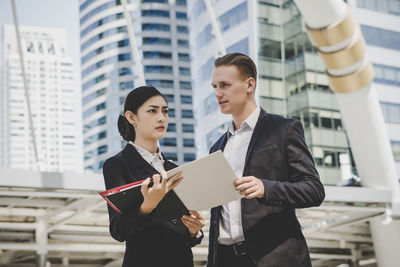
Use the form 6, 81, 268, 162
214, 53, 257, 84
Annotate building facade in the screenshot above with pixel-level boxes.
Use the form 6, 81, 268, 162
80, 0, 196, 171
1, 25, 80, 172
188, 0, 400, 185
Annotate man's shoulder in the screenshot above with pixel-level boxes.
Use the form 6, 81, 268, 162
264, 111, 299, 129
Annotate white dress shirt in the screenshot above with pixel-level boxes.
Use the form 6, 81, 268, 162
218, 106, 260, 245
129, 142, 165, 173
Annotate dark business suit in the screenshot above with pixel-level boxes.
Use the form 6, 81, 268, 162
207, 108, 325, 267
103, 144, 203, 267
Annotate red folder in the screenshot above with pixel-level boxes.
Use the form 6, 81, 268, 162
99, 180, 189, 224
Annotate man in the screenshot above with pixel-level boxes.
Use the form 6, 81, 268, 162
207, 53, 325, 267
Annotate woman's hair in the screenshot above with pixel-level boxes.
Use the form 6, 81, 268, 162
118, 86, 167, 142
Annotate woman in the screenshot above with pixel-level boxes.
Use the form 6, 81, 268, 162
102, 86, 205, 267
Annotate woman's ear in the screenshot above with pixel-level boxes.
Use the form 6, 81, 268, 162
125, 110, 136, 125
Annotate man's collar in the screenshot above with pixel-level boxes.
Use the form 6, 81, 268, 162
228, 106, 260, 135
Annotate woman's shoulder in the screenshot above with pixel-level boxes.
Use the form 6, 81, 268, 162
103, 149, 126, 171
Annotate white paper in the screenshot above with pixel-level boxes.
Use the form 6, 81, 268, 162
166, 150, 242, 211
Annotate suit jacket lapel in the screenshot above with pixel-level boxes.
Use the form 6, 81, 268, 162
213, 132, 229, 152
244, 108, 268, 169
122, 144, 175, 174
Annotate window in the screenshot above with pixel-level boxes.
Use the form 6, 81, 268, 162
190, 0, 205, 19
176, 12, 187, 19
176, 0, 186, 6
182, 110, 193, 118
178, 39, 189, 47
391, 141, 400, 162
183, 138, 195, 147
143, 51, 172, 59
142, 23, 170, 31
146, 79, 173, 88
361, 25, 400, 51
164, 152, 177, 161
184, 153, 196, 161
178, 53, 190, 62
181, 95, 192, 104
323, 151, 337, 167
180, 81, 191, 90
143, 37, 171, 45
141, 10, 170, 17
167, 123, 176, 132
373, 64, 400, 86
182, 124, 194, 133
357, 0, 400, 15
169, 108, 175, 117
165, 94, 174, 103
98, 131, 107, 139
196, 25, 212, 50
219, 2, 248, 32
177, 26, 188, 33
227, 38, 249, 55
179, 67, 191, 75
381, 102, 400, 124
321, 117, 332, 129
144, 65, 172, 74
310, 113, 319, 127
334, 119, 342, 130
160, 138, 176, 146
141, 0, 168, 3
98, 145, 108, 155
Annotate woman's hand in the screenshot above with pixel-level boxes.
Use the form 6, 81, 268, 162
139, 170, 183, 214
182, 210, 205, 237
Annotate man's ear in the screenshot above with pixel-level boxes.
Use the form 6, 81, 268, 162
246, 77, 256, 94
125, 110, 136, 125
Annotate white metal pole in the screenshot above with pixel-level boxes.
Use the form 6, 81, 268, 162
203, 0, 226, 56
121, 0, 146, 86
10, 0, 40, 171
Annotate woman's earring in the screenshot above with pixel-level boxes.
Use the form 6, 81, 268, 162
133, 123, 137, 128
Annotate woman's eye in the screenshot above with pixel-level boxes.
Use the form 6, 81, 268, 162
148, 109, 156, 113
163, 110, 169, 114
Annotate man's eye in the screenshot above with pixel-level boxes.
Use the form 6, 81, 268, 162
163, 110, 169, 114
148, 109, 156, 113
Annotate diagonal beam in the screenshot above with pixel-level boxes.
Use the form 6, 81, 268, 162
46, 199, 104, 233
10, 0, 40, 170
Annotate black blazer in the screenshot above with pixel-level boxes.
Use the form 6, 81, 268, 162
103, 144, 203, 267
207, 109, 325, 267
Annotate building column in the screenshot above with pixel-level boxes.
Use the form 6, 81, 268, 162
36, 219, 48, 267
369, 215, 400, 267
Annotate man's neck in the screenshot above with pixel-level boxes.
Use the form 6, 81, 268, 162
232, 101, 258, 130
133, 138, 158, 154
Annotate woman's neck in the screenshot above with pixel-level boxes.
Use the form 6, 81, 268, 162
133, 137, 158, 154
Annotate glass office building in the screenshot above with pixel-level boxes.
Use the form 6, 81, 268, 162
188, 0, 400, 184
80, 0, 196, 171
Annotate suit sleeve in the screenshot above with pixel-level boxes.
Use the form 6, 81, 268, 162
103, 158, 155, 242
261, 120, 325, 208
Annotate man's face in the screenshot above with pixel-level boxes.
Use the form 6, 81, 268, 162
211, 65, 253, 115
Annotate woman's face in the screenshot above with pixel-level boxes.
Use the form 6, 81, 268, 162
127, 95, 169, 142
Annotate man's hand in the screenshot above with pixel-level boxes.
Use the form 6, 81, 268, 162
139, 170, 183, 214
182, 210, 205, 237
234, 176, 265, 199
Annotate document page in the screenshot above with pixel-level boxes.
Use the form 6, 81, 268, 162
166, 150, 242, 211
